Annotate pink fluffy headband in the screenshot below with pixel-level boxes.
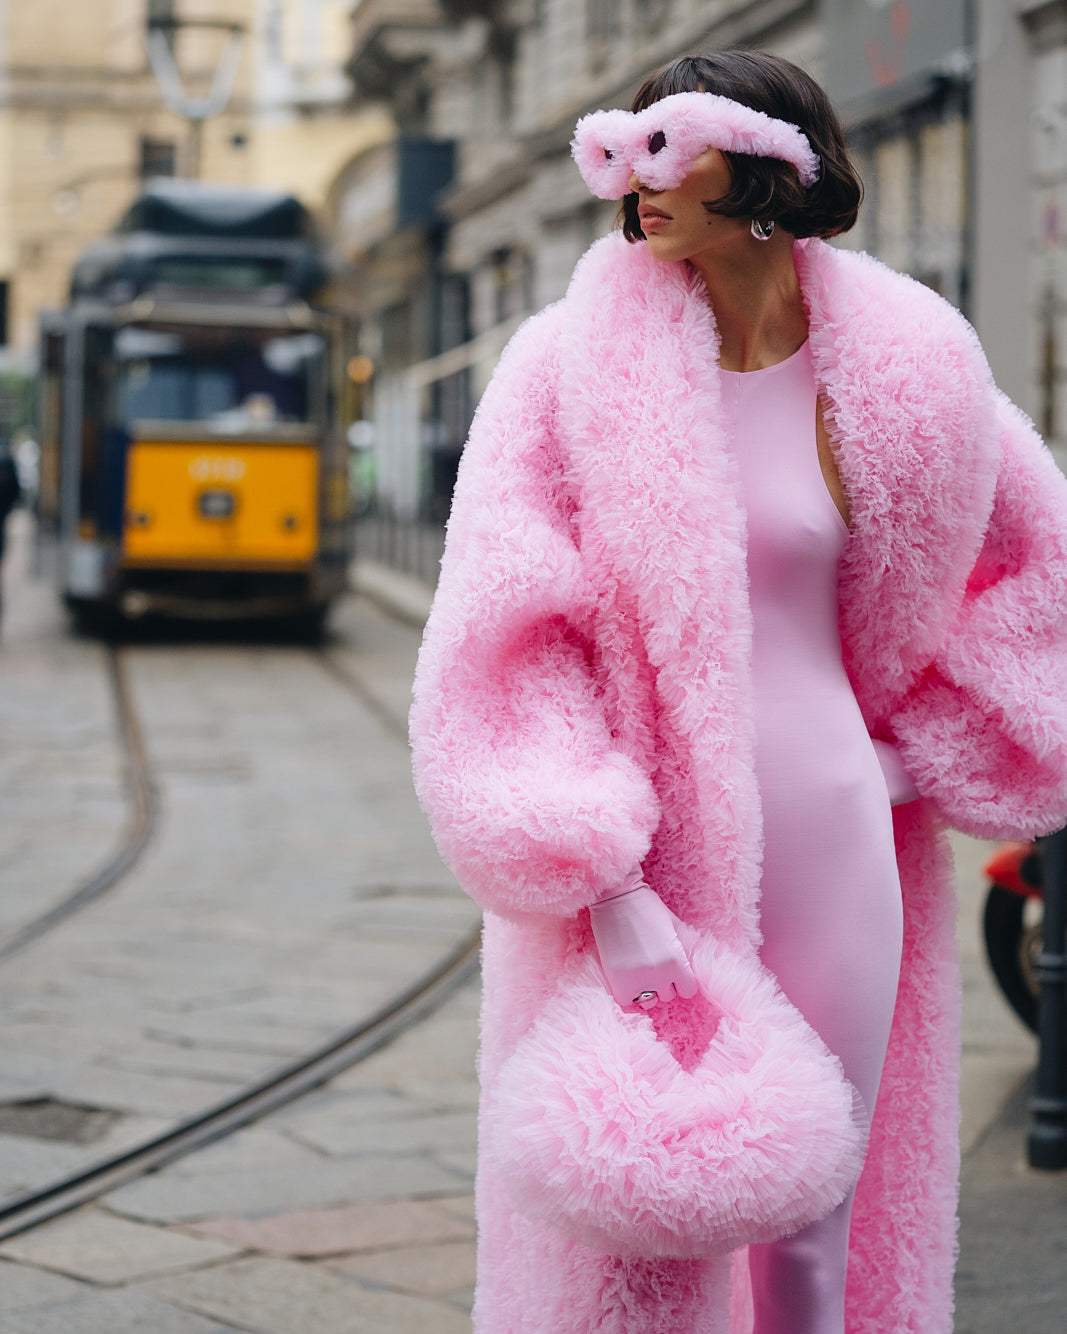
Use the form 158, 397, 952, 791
572, 90, 821, 198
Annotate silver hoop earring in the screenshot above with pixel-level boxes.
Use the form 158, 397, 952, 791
750, 218, 775, 241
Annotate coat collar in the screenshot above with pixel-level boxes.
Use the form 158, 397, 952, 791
556, 235, 762, 942
556, 232, 1001, 727
795, 238, 1000, 719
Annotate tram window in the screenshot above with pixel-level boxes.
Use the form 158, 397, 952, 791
263, 333, 322, 375
123, 361, 231, 421
151, 257, 287, 289
116, 330, 323, 426
80, 325, 115, 524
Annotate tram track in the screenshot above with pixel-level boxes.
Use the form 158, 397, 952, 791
0, 645, 159, 965
0, 920, 480, 1242
0, 619, 482, 1243
311, 644, 409, 744
0, 635, 419, 965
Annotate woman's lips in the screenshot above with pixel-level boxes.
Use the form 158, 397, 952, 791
638, 206, 671, 229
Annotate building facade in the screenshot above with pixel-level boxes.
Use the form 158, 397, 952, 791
3, 3, 1062, 551
0, 0, 389, 356
0, 1, 255, 357
250, 0, 390, 213
339, 0, 1067, 565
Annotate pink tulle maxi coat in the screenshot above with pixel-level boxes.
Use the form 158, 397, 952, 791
410, 231, 1067, 1334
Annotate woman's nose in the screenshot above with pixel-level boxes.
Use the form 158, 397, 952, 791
627, 170, 645, 194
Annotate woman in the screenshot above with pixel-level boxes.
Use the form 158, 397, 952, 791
0, 440, 22, 634
411, 52, 1067, 1334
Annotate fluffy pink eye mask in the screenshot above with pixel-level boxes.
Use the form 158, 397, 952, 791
572, 90, 821, 198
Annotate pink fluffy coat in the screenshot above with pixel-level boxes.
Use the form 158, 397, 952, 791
410, 232, 1067, 1333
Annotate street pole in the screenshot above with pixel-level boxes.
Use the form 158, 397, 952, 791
145, 19, 245, 181
186, 118, 203, 180
1027, 825, 1067, 1169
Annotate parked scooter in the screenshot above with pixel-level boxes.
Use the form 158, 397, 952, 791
982, 839, 1046, 1033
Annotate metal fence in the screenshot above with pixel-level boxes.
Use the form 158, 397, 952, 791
354, 507, 446, 589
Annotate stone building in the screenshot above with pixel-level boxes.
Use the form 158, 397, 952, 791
250, 0, 391, 216
339, 0, 1067, 560
0, 1, 253, 357
0, 0, 389, 356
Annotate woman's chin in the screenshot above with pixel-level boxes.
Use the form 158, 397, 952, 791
642, 234, 688, 264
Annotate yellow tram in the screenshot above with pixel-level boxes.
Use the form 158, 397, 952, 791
37, 181, 351, 633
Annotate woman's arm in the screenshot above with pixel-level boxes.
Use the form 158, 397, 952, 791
887, 393, 1067, 839
410, 310, 661, 921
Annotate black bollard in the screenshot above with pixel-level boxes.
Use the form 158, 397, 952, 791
1027, 825, 1067, 1170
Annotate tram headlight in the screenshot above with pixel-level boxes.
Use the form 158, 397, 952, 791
197, 489, 237, 520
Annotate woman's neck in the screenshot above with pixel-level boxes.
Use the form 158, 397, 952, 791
689, 232, 809, 372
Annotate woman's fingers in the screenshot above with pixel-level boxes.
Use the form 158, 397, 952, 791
590, 883, 698, 1008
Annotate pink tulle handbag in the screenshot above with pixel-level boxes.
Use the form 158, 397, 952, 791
485, 923, 867, 1259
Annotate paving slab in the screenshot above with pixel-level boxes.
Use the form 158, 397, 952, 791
0, 1125, 167, 1197
0, 1206, 242, 1284
141, 1254, 472, 1334
108, 1151, 468, 1223
0, 1258, 88, 1311
154, 1127, 330, 1176
281, 1108, 477, 1158
0, 1287, 246, 1334
0, 1057, 244, 1122
274, 1086, 441, 1134
183, 1196, 475, 1258
91, 1041, 294, 1086
436, 1148, 478, 1180
326, 1237, 478, 1298
331, 894, 481, 934
331, 1010, 482, 1108
136, 1014, 328, 1057
437, 1193, 477, 1224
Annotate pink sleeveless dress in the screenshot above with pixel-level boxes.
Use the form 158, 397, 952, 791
720, 343, 904, 1333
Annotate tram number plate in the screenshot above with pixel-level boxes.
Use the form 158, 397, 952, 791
189, 456, 246, 483
198, 488, 237, 519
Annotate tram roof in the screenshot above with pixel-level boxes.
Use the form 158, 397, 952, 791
117, 180, 316, 242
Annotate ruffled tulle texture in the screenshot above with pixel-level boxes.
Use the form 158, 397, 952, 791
488, 927, 866, 1258
411, 232, 1067, 1334
572, 91, 821, 199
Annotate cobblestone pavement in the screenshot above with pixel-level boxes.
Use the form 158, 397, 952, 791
1, 514, 1064, 1331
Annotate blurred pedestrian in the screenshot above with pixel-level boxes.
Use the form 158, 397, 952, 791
411, 51, 1067, 1334
0, 439, 22, 631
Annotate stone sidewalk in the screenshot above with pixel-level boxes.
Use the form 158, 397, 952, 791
0, 978, 481, 1334
0, 529, 479, 1332
952, 849, 1067, 1334
0, 534, 1064, 1330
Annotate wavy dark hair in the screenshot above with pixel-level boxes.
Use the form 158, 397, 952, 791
621, 51, 862, 242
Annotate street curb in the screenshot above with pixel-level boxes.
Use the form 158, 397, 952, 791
350, 559, 434, 629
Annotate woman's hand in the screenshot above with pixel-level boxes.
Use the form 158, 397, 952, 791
872, 739, 919, 807
589, 879, 698, 1010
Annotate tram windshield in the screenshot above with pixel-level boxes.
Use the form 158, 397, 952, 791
116, 328, 323, 428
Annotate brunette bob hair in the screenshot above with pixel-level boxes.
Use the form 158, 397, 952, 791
621, 51, 862, 242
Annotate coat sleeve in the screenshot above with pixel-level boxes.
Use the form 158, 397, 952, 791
409, 309, 660, 921
889, 393, 1067, 840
